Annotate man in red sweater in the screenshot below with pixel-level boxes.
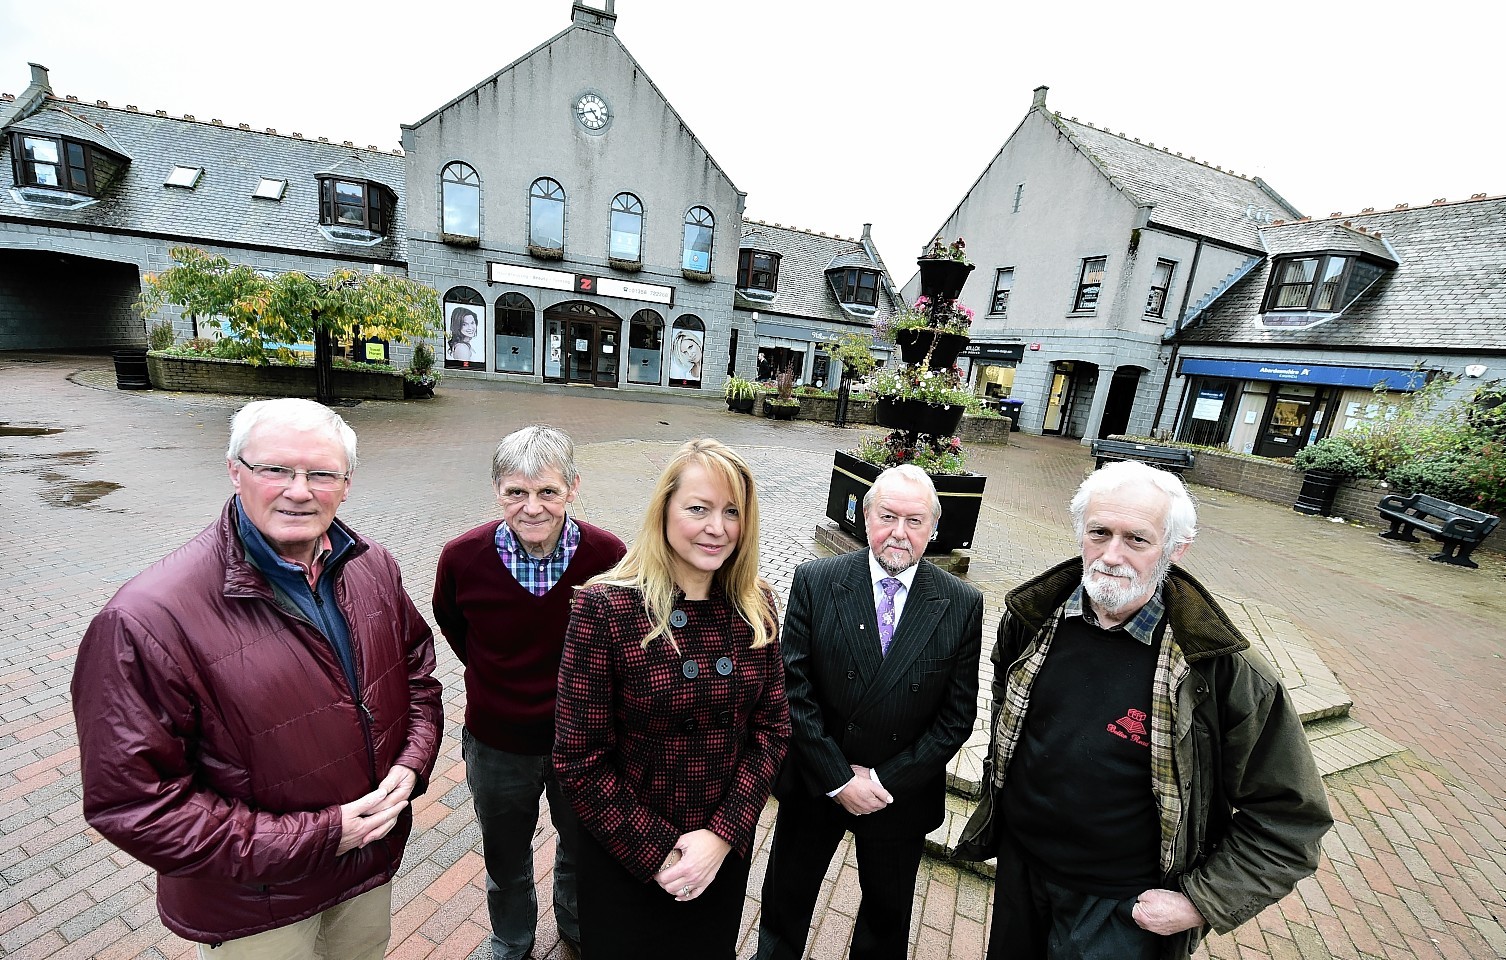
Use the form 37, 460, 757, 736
433, 425, 625, 960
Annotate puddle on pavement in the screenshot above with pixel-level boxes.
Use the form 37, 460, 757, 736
37, 470, 122, 508
0, 424, 64, 437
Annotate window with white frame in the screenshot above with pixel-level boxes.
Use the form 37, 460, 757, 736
990, 267, 1015, 316
442, 162, 480, 241
682, 206, 715, 273
253, 178, 287, 200
165, 166, 202, 188
609, 192, 643, 263
529, 177, 565, 251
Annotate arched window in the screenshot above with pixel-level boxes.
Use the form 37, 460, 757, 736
682, 206, 714, 274
530, 177, 565, 253
441, 162, 479, 241
609, 192, 644, 264
442, 287, 486, 370
667, 315, 705, 388
628, 309, 664, 384
493, 292, 535, 374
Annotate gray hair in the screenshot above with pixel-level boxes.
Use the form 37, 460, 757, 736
491, 424, 579, 487
226, 398, 357, 472
863, 464, 942, 524
1069, 460, 1197, 556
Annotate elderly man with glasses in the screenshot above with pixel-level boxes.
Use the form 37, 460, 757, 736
72, 397, 443, 960
432, 424, 625, 960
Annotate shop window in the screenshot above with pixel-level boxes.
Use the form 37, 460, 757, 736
1146, 259, 1175, 318
1073, 256, 1106, 312
668, 315, 705, 388
682, 207, 714, 274
442, 162, 480, 242
990, 267, 1015, 316
318, 176, 394, 237
443, 287, 486, 370
529, 177, 566, 254
830, 268, 879, 307
493, 292, 534, 374
628, 309, 664, 384
609, 192, 643, 264
737, 249, 780, 292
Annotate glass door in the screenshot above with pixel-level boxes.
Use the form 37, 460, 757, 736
567, 322, 595, 384
1043, 371, 1070, 433
595, 325, 620, 386
1254, 392, 1314, 457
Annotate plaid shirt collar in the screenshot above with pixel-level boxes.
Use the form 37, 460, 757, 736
1064, 583, 1166, 646
496, 515, 580, 597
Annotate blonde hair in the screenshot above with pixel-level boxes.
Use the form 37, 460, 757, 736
590, 438, 777, 650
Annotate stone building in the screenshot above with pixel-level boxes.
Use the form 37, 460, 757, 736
0, 64, 405, 351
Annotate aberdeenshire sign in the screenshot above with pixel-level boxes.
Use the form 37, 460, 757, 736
1179, 358, 1425, 391
488, 262, 674, 306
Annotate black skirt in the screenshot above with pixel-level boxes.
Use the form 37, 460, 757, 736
576, 827, 750, 959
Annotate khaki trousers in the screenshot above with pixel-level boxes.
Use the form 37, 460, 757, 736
197, 882, 392, 960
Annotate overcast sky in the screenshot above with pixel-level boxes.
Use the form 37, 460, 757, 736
4, 0, 1501, 281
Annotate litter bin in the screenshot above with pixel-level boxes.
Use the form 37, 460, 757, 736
999, 398, 1024, 432
112, 349, 151, 390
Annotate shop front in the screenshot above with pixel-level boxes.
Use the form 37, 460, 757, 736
962, 340, 1025, 400
751, 316, 887, 388
1175, 357, 1428, 456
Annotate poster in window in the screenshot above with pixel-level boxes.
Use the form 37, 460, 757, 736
668, 328, 704, 387
444, 303, 486, 370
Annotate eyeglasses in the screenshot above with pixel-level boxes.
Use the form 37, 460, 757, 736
498, 486, 567, 504
236, 457, 349, 491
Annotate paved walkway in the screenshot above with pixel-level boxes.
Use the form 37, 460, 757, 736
1, 354, 1504, 959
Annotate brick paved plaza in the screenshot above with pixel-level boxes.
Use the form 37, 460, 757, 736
2, 354, 1504, 959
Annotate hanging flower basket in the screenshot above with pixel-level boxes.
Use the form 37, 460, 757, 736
917, 259, 975, 303
895, 328, 970, 369
875, 397, 966, 436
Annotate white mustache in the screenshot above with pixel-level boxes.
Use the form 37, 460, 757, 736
1089, 561, 1134, 578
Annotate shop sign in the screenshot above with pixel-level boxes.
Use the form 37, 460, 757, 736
1179, 357, 1424, 391
489, 262, 673, 305
960, 341, 1025, 362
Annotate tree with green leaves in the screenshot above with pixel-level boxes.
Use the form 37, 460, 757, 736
138, 246, 443, 403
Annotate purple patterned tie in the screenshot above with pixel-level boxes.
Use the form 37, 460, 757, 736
877, 578, 902, 656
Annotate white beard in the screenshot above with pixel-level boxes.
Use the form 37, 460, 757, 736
1083, 553, 1173, 615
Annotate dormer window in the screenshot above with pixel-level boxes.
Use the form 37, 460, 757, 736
737, 250, 780, 292
317, 175, 395, 239
9, 131, 124, 199
831, 267, 879, 308
1262, 253, 1386, 316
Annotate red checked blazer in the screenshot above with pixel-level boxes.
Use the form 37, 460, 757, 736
553, 583, 790, 883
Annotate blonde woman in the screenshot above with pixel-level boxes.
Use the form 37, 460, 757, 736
554, 438, 789, 958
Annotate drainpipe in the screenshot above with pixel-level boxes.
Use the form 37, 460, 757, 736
1151, 238, 1203, 435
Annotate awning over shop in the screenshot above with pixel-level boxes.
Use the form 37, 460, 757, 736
1179, 358, 1425, 391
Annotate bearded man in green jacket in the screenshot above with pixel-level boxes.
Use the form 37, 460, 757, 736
956, 460, 1331, 960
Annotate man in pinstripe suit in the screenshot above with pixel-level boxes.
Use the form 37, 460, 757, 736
756, 465, 984, 960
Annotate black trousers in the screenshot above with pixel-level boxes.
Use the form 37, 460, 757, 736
756, 794, 925, 960
987, 832, 1161, 960
575, 828, 749, 960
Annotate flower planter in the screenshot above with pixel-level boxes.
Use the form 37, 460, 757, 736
825, 450, 986, 552
112, 348, 151, 390
404, 379, 436, 399
917, 258, 975, 304
1294, 469, 1343, 516
875, 397, 966, 436
764, 398, 799, 420
895, 328, 969, 370
725, 396, 755, 414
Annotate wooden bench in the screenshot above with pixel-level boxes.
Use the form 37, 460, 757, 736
1089, 439, 1195, 474
1376, 492, 1500, 568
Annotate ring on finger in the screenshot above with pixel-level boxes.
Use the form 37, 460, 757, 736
681, 885, 691, 896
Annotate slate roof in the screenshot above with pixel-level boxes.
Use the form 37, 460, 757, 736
1, 96, 406, 263
1177, 196, 1506, 353
1260, 218, 1395, 262
736, 221, 897, 327
1050, 114, 1300, 251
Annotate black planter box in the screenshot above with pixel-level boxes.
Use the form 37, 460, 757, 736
895, 328, 969, 369
825, 450, 986, 553
917, 259, 975, 304
875, 397, 966, 436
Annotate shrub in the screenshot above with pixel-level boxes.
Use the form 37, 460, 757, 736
147, 320, 175, 352
1385, 452, 1477, 506
1293, 436, 1370, 479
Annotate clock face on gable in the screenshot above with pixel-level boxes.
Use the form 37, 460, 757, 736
575, 93, 611, 131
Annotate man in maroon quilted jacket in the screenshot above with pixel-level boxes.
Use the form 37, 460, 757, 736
72, 398, 444, 959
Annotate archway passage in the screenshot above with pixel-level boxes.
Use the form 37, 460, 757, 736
544, 300, 623, 386
0, 250, 140, 350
